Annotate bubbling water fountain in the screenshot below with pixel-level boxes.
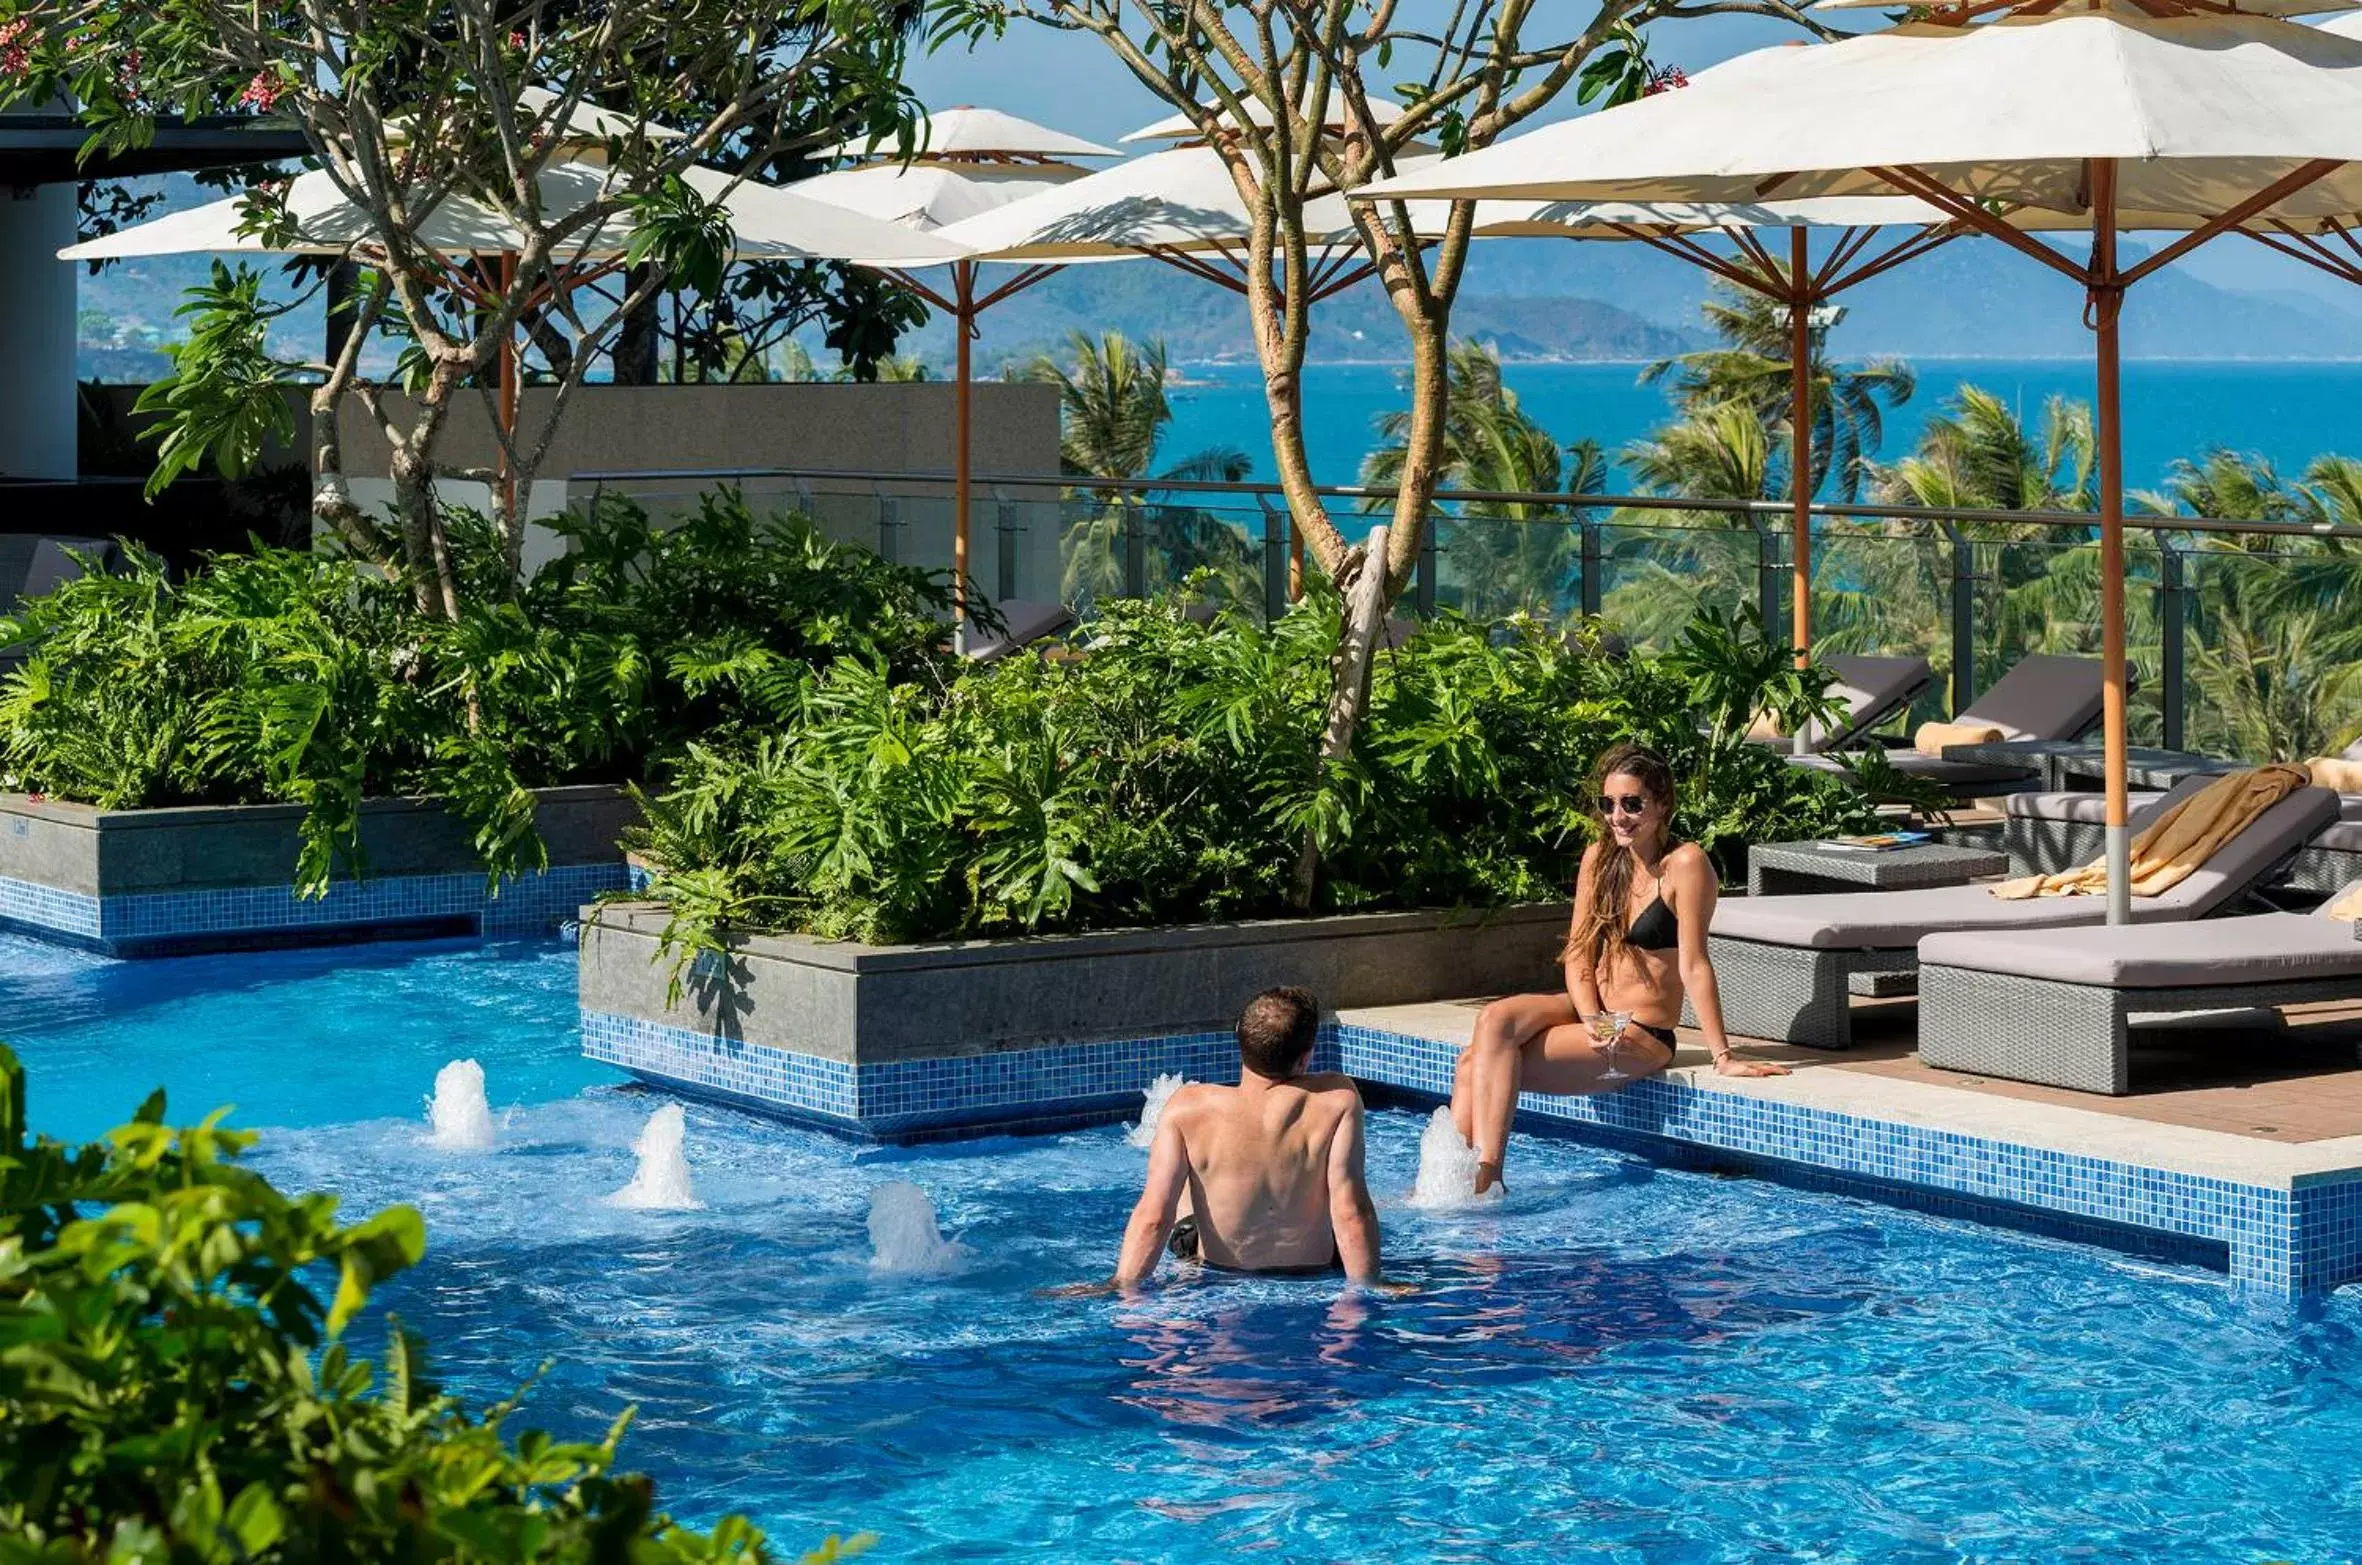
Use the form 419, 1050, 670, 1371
424, 1059, 496, 1151
1409, 1106, 1498, 1209
868, 1181, 964, 1274
606, 1102, 703, 1210
1126, 1072, 1187, 1148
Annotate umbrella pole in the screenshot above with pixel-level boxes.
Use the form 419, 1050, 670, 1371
2092, 160, 2131, 927
1790, 228, 1814, 756
954, 260, 976, 656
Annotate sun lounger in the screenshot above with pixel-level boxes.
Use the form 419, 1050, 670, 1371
1702, 777, 2339, 1048
1751, 653, 1935, 755
963, 598, 1077, 664
1790, 652, 2108, 791
1917, 880, 2362, 1093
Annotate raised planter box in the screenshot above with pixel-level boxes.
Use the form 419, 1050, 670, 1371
579, 900, 1568, 1140
0, 785, 634, 955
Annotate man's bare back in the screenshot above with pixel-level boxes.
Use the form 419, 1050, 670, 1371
1113, 989, 1382, 1286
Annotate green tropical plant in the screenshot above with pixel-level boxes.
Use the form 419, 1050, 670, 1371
0, 1041, 865, 1562
0, 493, 953, 894
624, 592, 1884, 965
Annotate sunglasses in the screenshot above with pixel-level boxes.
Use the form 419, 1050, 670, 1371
1597, 793, 1654, 817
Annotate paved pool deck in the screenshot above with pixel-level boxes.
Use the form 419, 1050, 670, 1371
1336, 997, 2362, 1299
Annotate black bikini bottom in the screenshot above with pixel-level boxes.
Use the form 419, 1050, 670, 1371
1634, 1022, 1678, 1050
1168, 1217, 1341, 1277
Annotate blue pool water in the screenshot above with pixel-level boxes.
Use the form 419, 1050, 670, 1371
8, 931, 2362, 1559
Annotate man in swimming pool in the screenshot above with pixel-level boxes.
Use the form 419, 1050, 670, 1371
1112, 986, 1382, 1286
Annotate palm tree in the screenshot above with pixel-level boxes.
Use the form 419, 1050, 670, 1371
1875, 384, 2093, 513
1015, 331, 1254, 609
1856, 384, 2121, 728
2134, 450, 2362, 758
1606, 400, 1775, 650
1641, 283, 1915, 503
1361, 340, 1596, 623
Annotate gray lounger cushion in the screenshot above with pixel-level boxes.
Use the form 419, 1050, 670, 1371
1955, 652, 2105, 741
1920, 913, 2362, 989
2005, 790, 2166, 824
1715, 782, 2339, 950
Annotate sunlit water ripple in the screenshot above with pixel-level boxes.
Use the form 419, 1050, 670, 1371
6, 931, 2358, 1560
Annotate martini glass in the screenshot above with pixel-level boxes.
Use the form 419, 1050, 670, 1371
1592, 1009, 1632, 1081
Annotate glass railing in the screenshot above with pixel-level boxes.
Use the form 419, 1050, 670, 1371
572, 464, 2362, 759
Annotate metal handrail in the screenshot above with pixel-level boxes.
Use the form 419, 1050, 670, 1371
568, 463, 2362, 544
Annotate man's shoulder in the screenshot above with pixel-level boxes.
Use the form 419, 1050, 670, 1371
1293, 1071, 1364, 1107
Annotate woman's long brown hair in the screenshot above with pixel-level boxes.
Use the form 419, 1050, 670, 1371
1563, 742, 1678, 980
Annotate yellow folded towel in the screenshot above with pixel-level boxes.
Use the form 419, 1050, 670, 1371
1992, 763, 2309, 901
2307, 755, 2362, 794
1913, 720, 2005, 759
2325, 883, 2362, 921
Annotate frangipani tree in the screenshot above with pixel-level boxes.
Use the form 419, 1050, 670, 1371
936, 0, 1793, 901
4, 0, 927, 617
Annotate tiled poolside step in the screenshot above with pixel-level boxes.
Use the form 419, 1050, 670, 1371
1340, 999, 2362, 1301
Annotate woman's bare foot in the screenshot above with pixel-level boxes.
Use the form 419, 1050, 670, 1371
1473, 1159, 1505, 1197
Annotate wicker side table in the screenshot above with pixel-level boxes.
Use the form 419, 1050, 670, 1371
1746, 839, 2011, 897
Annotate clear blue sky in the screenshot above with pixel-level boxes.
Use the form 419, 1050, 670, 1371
901, 12, 1816, 148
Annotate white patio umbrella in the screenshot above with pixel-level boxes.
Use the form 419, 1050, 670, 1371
1360, 3, 2362, 922
792, 108, 1118, 636
62, 125, 967, 514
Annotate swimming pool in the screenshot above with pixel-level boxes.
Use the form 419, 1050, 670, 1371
9, 931, 2362, 1559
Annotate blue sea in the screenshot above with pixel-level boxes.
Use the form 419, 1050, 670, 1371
11, 929, 2362, 1559
1161, 359, 2362, 497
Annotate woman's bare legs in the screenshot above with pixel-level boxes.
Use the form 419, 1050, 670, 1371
1451, 993, 1577, 1191
1461, 1013, 1677, 1193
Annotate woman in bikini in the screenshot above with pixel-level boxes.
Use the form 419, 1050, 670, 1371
1448, 741, 1787, 1194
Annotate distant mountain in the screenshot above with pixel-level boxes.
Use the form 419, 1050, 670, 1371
898, 263, 1702, 369
75, 207, 2362, 377
1440, 235, 2362, 361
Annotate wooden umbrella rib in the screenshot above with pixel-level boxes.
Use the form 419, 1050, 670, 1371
1823, 224, 1956, 296
1623, 226, 1776, 294
1871, 166, 2094, 284
2118, 158, 2345, 287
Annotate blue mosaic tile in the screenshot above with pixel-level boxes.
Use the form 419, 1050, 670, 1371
581, 1007, 1345, 1142
0, 861, 625, 955
1336, 1022, 2362, 1301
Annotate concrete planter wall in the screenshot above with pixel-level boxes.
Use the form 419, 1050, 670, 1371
579, 901, 1570, 1140
0, 785, 633, 955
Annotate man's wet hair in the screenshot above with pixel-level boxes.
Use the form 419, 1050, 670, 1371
1237, 986, 1321, 1078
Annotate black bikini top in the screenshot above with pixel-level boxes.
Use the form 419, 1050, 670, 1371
1625, 892, 1679, 951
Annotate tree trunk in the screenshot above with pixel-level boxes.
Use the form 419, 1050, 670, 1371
1293, 523, 1390, 910
388, 378, 464, 621
613, 264, 661, 385
1383, 306, 1453, 597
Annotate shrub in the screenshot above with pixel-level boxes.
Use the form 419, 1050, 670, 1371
0, 492, 953, 893
0, 1042, 867, 1562
626, 590, 1882, 958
